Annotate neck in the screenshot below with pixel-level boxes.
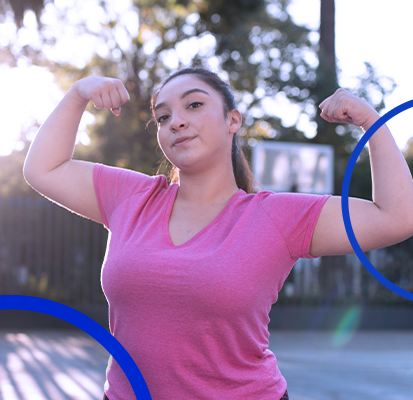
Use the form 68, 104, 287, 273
176, 163, 239, 206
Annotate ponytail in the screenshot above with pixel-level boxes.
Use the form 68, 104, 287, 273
231, 133, 256, 193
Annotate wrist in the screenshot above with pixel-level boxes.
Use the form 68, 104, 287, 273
68, 82, 90, 107
361, 110, 380, 132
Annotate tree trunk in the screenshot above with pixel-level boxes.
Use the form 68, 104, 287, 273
319, 0, 336, 76
313, 0, 342, 194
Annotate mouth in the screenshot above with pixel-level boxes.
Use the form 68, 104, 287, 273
173, 136, 195, 146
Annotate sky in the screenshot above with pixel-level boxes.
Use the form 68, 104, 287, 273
1, 0, 413, 156
289, 0, 413, 150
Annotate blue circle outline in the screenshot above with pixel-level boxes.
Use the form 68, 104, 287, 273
0, 295, 152, 399
341, 99, 413, 301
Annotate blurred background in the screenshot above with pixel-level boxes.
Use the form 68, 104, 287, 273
1, 0, 413, 399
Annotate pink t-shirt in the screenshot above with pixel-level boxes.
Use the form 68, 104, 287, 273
93, 163, 331, 400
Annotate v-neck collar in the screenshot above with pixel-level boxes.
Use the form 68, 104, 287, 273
163, 183, 243, 248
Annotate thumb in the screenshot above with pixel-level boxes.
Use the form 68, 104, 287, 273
111, 107, 121, 116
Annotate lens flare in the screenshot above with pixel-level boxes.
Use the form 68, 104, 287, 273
331, 306, 361, 347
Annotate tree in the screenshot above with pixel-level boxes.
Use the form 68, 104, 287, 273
0, 0, 395, 197
20, 0, 322, 178
0, 0, 47, 29
85, 0, 328, 173
311, 0, 396, 196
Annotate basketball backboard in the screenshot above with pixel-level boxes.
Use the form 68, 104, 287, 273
252, 141, 334, 194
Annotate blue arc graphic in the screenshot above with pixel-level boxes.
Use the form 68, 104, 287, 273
0, 295, 152, 399
341, 99, 413, 301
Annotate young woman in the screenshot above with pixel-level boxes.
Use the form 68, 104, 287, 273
23, 67, 413, 400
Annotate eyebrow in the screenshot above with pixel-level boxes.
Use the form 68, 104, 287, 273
154, 88, 210, 112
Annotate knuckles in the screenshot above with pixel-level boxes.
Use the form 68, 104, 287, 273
83, 77, 128, 109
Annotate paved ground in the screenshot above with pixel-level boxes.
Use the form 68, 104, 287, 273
0, 329, 412, 399
0, 330, 107, 400
270, 331, 413, 400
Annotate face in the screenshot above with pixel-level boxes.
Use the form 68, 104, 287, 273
154, 75, 242, 175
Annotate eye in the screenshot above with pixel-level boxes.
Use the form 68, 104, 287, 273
189, 101, 203, 109
156, 115, 169, 124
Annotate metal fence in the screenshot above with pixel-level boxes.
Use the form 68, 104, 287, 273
0, 197, 108, 306
278, 243, 413, 306
1, 197, 412, 307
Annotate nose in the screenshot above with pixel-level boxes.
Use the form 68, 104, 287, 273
169, 113, 188, 132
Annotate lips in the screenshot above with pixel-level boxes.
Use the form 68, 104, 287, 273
173, 136, 195, 146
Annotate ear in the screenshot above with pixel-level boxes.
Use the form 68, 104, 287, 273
227, 109, 242, 134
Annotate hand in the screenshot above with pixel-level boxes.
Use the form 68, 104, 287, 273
319, 88, 380, 130
73, 77, 130, 116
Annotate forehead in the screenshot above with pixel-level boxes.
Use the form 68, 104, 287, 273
156, 75, 220, 104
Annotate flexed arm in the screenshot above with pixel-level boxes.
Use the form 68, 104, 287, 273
23, 77, 130, 222
310, 89, 413, 256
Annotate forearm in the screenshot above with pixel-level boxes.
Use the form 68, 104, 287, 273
23, 84, 89, 182
365, 118, 413, 221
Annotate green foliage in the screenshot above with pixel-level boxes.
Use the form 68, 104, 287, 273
0, 0, 398, 197
70, 0, 322, 174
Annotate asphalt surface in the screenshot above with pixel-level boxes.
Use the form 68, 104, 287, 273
0, 329, 412, 399
270, 330, 413, 400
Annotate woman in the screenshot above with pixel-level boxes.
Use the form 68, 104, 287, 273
23, 67, 413, 399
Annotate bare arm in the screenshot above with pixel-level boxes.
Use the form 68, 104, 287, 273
310, 89, 413, 257
23, 77, 130, 223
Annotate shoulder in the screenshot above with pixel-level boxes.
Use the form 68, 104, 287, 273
93, 164, 171, 228
233, 190, 312, 209
257, 190, 330, 204
257, 190, 331, 224
94, 163, 168, 197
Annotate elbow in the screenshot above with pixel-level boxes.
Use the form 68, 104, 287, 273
23, 160, 41, 189
23, 162, 30, 183
389, 213, 413, 243
406, 214, 413, 239
23, 161, 34, 186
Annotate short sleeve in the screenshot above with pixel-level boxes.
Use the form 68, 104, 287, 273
93, 163, 167, 229
259, 191, 331, 260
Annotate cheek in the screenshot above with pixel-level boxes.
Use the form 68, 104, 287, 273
157, 129, 167, 152
157, 128, 173, 161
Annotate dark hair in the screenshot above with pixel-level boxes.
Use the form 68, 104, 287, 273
150, 67, 257, 193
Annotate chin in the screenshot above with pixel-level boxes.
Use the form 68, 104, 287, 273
177, 160, 210, 176
170, 152, 203, 168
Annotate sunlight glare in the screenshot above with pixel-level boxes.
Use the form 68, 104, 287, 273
0, 64, 63, 156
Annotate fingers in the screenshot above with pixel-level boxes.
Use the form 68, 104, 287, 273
109, 81, 130, 116
92, 94, 104, 110
115, 79, 130, 105
90, 78, 130, 116
320, 106, 353, 124
320, 112, 353, 125
319, 95, 332, 111
100, 89, 114, 110
319, 89, 353, 124
320, 88, 379, 128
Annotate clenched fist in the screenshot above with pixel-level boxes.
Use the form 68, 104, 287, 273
319, 88, 380, 131
73, 77, 130, 116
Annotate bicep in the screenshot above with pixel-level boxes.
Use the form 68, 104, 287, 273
24, 160, 103, 224
309, 196, 413, 257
